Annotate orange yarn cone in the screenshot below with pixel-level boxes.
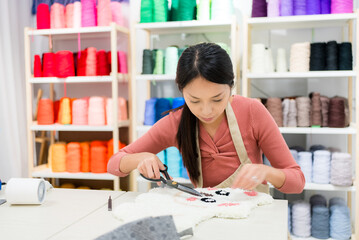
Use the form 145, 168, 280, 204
37, 99, 54, 125
80, 142, 91, 172
107, 139, 126, 160
90, 141, 107, 173
51, 142, 67, 172
59, 97, 72, 124
66, 142, 81, 172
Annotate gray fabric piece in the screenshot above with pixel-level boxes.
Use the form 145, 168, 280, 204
96, 215, 180, 240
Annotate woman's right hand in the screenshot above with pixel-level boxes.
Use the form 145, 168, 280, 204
136, 152, 166, 180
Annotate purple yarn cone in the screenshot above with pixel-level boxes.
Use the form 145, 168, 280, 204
281, 0, 293, 16
252, 0, 267, 17
294, 0, 306, 15
307, 0, 321, 15
321, 0, 331, 14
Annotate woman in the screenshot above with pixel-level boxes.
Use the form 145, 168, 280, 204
108, 43, 305, 194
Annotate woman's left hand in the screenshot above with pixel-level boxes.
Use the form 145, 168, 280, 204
231, 164, 269, 190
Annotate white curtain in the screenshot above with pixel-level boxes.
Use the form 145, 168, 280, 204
0, 0, 33, 181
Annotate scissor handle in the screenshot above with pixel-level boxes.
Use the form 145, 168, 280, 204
140, 164, 169, 183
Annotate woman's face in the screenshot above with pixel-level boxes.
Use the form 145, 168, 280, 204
182, 76, 231, 125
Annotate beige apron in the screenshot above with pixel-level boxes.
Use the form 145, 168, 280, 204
195, 102, 269, 194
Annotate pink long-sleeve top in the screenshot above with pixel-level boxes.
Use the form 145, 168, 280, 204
108, 95, 305, 194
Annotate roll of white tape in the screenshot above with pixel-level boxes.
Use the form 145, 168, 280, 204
5, 178, 46, 205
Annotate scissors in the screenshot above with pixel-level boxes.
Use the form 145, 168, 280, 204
140, 164, 202, 197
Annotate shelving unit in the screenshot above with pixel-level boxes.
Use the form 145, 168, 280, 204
24, 23, 133, 191
242, 12, 359, 239
130, 18, 239, 189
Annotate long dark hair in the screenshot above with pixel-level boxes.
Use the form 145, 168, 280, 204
176, 43, 234, 184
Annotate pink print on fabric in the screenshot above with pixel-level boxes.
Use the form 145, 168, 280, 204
186, 197, 198, 201
207, 187, 218, 190
244, 191, 258, 196
218, 203, 240, 207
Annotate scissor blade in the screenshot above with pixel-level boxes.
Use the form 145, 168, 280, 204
175, 184, 202, 197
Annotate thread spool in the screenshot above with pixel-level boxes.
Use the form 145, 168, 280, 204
172, 97, 185, 109
309, 144, 326, 152
211, 0, 233, 21
312, 150, 331, 184
310, 92, 322, 126
73, 0, 82, 28
66, 142, 81, 172
266, 98, 283, 127
97, 0, 112, 26
290, 149, 299, 162
330, 152, 352, 186
144, 98, 157, 125
77, 49, 88, 76
38, 99, 55, 125
298, 151, 312, 183
331, 0, 353, 13
290, 42, 310, 72
65, 0, 74, 28
287, 99, 297, 127
140, 0, 153, 23
106, 97, 128, 125
153, 0, 168, 22
328, 97, 346, 128
282, 99, 289, 127
338, 42, 353, 70
153, 50, 164, 74
306, 0, 321, 15
55, 51, 75, 78
33, 55, 43, 77
288, 204, 292, 233
81, 0, 97, 27
111, 1, 125, 26
280, 0, 293, 16
97, 50, 110, 76
72, 98, 88, 125
330, 204, 352, 239
321, 0, 331, 14
37, 3, 51, 29
51, 3, 66, 28
320, 96, 330, 127
197, 0, 210, 21
51, 142, 67, 172
172, 0, 196, 21
293, 0, 306, 15
142, 49, 153, 74
155, 98, 171, 121
88, 97, 106, 125
80, 142, 90, 172
5, 178, 46, 205
118, 51, 128, 74
312, 205, 330, 239
58, 97, 72, 124
86, 47, 97, 76
166, 147, 182, 178
43, 52, 56, 77
251, 0, 267, 17
165, 47, 178, 75
90, 141, 107, 173
310, 43, 327, 71
310, 194, 327, 207
326, 41, 338, 70
296, 97, 311, 127
264, 48, 275, 72
251, 44, 266, 73
291, 201, 311, 237
276, 48, 287, 72
107, 139, 126, 161
267, 0, 280, 17
329, 197, 346, 207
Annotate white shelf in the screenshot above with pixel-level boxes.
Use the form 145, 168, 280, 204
29, 75, 129, 84
32, 166, 118, 180
137, 176, 192, 185
27, 25, 129, 39
136, 74, 176, 81
279, 126, 356, 134
136, 20, 233, 34
31, 120, 130, 131
248, 13, 357, 29
247, 71, 356, 79
302, 183, 355, 191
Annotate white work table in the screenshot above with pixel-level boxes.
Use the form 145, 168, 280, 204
0, 188, 288, 240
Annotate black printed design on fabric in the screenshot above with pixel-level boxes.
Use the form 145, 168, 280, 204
200, 198, 216, 203
215, 190, 230, 196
